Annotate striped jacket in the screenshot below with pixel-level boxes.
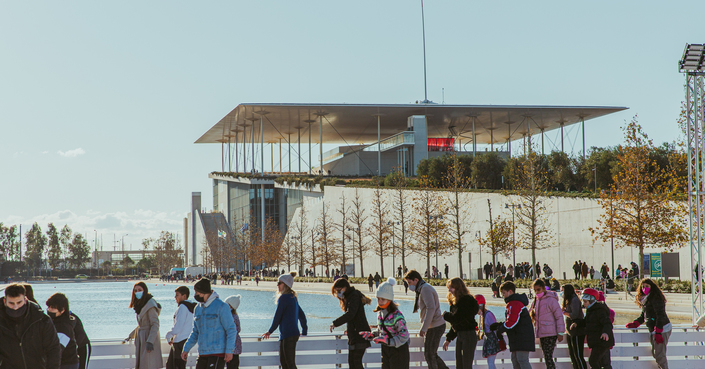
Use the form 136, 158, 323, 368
373, 308, 409, 348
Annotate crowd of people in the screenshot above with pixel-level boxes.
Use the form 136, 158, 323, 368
0, 266, 680, 369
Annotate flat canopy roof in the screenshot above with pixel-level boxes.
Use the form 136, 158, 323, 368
196, 103, 627, 145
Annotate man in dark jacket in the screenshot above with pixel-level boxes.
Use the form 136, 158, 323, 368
46, 292, 80, 369
70, 311, 91, 369
570, 288, 614, 369
490, 281, 534, 369
0, 283, 61, 369
483, 262, 492, 279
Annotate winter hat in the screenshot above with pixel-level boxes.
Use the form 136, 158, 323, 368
581, 288, 599, 302
224, 295, 241, 310
474, 294, 486, 306
376, 277, 396, 301
278, 271, 297, 289
194, 278, 212, 294
597, 291, 606, 302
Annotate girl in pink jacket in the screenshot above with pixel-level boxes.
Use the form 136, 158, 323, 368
529, 279, 565, 369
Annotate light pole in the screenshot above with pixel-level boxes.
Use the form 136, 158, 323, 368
476, 230, 482, 277
505, 204, 521, 267
592, 165, 597, 193
122, 234, 128, 275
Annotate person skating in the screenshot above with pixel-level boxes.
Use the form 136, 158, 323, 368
562, 284, 587, 369
330, 278, 372, 369
124, 281, 163, 369
182, 278, 238, 369
489, 281, 535, 369
261, 272, 308, 369
475, 295, 502, 369
570, 288, 614, 369
165, 286, 196, 369
224, 295, 243, 369
404, 269, 448, 369
359, 278, 410, 369
441, 277, 479, 369
46, 293, 80, 369
529, 279, 564, 369
626, 279, 671, 369
70, 311, 91, 369
0, 283, 60, 369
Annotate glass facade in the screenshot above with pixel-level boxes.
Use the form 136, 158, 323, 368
224, 180, 305, 234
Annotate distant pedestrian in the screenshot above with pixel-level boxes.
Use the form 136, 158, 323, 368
573, 261, 581, 280
581, 262, 588, 279
442, 277, 479, 369
589, 266, 595, 279
0, 283, 60, 368
600, 263, 610, 279
182, 278, 238, 369
125, 281, 163, 369
165, 286, 195, 369
404, 270, 448, 369
261, 272, 308, 369
444, 264, 449, 279
374, 272, 382, 290
330, 278, 372, 369
46, 293, 80, 369
368, 274, 374, 292
224, 295, 243, 369
626, 279, 671, 369
359, 278, 410, 369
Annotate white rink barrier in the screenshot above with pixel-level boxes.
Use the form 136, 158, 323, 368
88, 325, 705, 369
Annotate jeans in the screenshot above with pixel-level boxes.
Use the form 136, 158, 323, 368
588, 346, 612, 369
226, 354, 239, 369
510, 351, 531, 369
348, 348, 367, 369
381, 342, 410, 369
455, 330, 478, 369
167, 339, 187, 369
567, 334, 587, 369
424, 324, 449, 369
279, 336, 299, 369
650, 330, 671, 369
195, 356, 225, 369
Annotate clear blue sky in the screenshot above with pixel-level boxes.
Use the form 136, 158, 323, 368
1, 1, 699, 249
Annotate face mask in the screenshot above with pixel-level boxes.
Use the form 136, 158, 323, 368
642, 286, 651, 295
337, 291, 344, 299
6, 303, 27, 318
409, 285, 416, 292
194, 294, 205, 303
134, 291, 143, 300
535, 292, 545, 299
48, 311, 58, 319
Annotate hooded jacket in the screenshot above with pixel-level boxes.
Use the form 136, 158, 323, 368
496, 293, 535, 352
183, 291, 238, 355
51, 311, 79, 365
332, 287, 371, 348
0, 300, 61, 369
529, 290, 565, 338
575, 302, 615, 349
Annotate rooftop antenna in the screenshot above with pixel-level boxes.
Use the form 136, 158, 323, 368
420, 0, 431, 104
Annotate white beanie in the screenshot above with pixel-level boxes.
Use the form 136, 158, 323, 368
376, 277, 396, 301
278, 271, 297, 289
224, 295, 241, 311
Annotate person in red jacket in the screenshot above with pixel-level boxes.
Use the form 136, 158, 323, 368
489, 281, 535, 369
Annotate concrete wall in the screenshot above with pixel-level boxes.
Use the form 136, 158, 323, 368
285, 186, 691, 280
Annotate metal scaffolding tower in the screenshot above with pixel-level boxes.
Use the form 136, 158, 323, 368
680, 43, 705, 322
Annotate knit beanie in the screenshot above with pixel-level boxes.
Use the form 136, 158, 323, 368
224, 295, 241, 310
194, 278, 212, 294
278, 271, 297, 289
376, 277, 396, 301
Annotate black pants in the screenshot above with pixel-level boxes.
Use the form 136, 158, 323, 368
226, 355, 239, 369
455, 330, 477, 369
195, 356, 226, 369
588, 346, 612, 369
167, 339, 187, 369
348, 348, 367, 369
279, 336, 299, 369
77, 342, 91, 369
567, 334, 587, 369
381, 342, 410, 369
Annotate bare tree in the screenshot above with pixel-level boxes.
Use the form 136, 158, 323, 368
350, 188, 370, 277
410, 177, 452, 277
288, 203, 309, 276
336, 192, 352, 274
316, 201, 339, 277
390, 168, 411, 274
445, 153, 474, 278
369, 186, 392, 277
280, 234, 295, 273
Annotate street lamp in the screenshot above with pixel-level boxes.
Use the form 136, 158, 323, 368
505, 204, 521, 266
122, 234, 128, 276
475, 230, 482, 276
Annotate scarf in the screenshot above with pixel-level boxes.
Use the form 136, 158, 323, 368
134, 294, 152, 315
412, 280, 426, 313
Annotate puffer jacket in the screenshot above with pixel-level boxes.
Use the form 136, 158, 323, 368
332, 287, 371, 348
372, 307, 409, 348
183, 292, 237, 356
634, 294, 671, 333
529, 290, 565, 338
576, 302, 615, 349
496, 293, 535, 352
0, 300, 61, 369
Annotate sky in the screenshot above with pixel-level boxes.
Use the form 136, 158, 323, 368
0, 1, 700, 250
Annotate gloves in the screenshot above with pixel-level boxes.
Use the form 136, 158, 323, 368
654, 327, 664, 344
359, 331, 374, 341
442, 311, 451, 321
145, 342, 154, 352
489, 322, 502, 331
625, 321, 641, 329
373, 336, 388, 344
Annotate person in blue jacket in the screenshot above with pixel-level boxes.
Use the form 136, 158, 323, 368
261, 271, 308, 369
181, 278, 238, 369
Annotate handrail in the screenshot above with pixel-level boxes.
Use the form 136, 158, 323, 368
362, 131, 414, 152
